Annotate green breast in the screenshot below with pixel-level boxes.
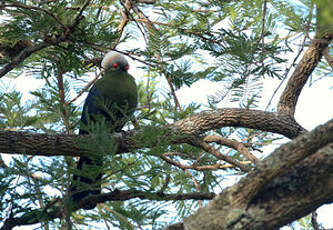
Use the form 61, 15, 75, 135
95, 70, 138, 115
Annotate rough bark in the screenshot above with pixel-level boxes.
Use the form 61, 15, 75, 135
2, 120, 331, 230
165, 119, 333, 230
277, 34, 333, 115
0, 108, 305, 157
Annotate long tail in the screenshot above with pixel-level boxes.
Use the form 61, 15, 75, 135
70, 129, 102, 209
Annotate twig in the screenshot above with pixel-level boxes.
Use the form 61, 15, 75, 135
136, 0, 155, 3
119, 0, 148, 44
2, 3, 68, 31
196, 141, 250, 172
66, 70, 104, 105
1, 189, 215, 229
131, 2, 182, 111
166, 75, 182, 110
311, 211, 321, 230
161, 153, 251, 171
68, 0, 90, 31
184, 169, 202, 208
204, 135, 259, 164
260, 0, 267, 68
56, 64, 71, 133
111, 0, 131, 49
0, 1, 91, 78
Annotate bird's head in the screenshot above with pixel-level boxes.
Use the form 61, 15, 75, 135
101, 51, 129, 72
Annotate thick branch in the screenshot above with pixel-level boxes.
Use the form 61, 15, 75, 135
172, 108, 306, 138
277, 36, 332, 115
0, 109, 306, 157
228, 118, 333, 207
173, 119, 333, 230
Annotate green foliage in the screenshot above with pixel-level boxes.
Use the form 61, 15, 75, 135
0, 0, 329, 229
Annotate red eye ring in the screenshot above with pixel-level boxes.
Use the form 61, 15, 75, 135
125, 65, 129, 70
112, 63, 118, 68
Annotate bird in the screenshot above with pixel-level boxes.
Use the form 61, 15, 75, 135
70, 51, 138, 209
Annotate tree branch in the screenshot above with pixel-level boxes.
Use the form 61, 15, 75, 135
277, 35, 332, 115
166, 119, 333, 230
229, 118, 333, 207
1, 190, 215, 230
0, 0, 90, 78
203, 135, 259, 164
0, 108, 306, 157
194, 140, 250, 172
160, 152, 251, 171
1, 3, 68, 31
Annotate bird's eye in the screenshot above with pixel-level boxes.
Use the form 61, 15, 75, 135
125, 65, 129, 71
112, 63, 119, 68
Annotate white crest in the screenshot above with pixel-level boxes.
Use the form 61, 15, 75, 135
101, 51, 128, 69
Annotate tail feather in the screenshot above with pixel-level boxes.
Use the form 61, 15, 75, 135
70, 129, 102, 209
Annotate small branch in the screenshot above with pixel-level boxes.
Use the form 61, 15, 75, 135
111, 0, 131, 50
311, 211, 321, 230
2, 3, 68, 31
56, 65, 71, 133
136, 0, 155, 3
184, 169, 202, 207
166, 75, 182, 111
131, 2, 182, 111
266, 33, 308, 111
196, 141, 250, 172
0, 1, 90, 78
86, 189, 216, 206
0, 42, 49, 77
70, 0, 90, 30
66, 70, 104, 105
119, 0, 148, 44
204, 135, 259, 164
260, 0, 267, 67
161, 152, 251, 171
1, 189, 215, 229
116, 50, 156, 67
